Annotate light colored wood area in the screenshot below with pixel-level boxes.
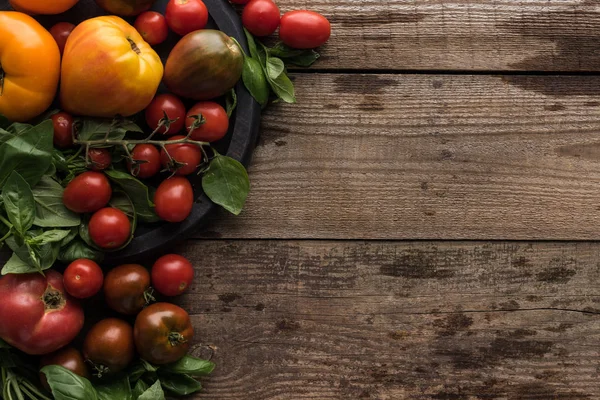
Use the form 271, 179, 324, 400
200, 73, 600, 240
275, 0, 600, 71
181, 240, 600, 399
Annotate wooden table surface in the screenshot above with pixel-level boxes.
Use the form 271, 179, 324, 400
181, 1, 600, 398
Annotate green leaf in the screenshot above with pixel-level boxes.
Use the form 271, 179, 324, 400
7, 122, 34, 137
158, 374, 202, 396
28, 229, 71, 245
138, 380, 165, 400
58, 239, 104, 264
1, 253, 37, 275
61, 227, 79, 246
0, 350, 16, 367
97, 377, 132, 400
41, 365, 98, 400
266, 56, 285, 79
32, 176, 81, 228
0, 119, 54, 189
202, 154, 250, 215
3, 171, 35, 234
132, 380, 150, 398
264, 56, 296, 104
105, 169, 159, 223
0, 128, 14, 145
128, 362, 147, 383
0, 114, 9, 129
141, 359, 158, 372
243, 28, 259, 59
268, 42, 320, 67
77, 117, 141, 142
162, 356, 215, 376
0, 338, 10, 348
242, 57, 270, 108
225, 88, 238, 118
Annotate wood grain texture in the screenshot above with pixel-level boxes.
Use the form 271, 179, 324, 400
274, 0, 600, 71
198, 73, 600, 240
179, 240, 600, 399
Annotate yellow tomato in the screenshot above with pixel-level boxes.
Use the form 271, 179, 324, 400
9, 0, 79, 15
0, 12, 60, 122
60, 16, 163, 118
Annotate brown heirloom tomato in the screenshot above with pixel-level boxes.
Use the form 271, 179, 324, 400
60, 16, 163, 117
104, 264, 151, 315
40, 347, 89, 391
0, 12, 60, 122
134, 302, 194, 364
83, 318, 135, 376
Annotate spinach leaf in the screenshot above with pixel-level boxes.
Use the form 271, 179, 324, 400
0, 120, 54, 189
41, 365, 98, 400
157, 373, 202, 396
28, 229, 71, 246
97, 377, 132, 400
3, 171, 35, 234
202, 153, 250, 215
1, 253, 37, 275
132, 380, 150, 398
242, 57, 270, 108
105, 170, 159, 223
162, 356, 215, 376
138, 380, 165, 400
59, 239, 104, 263
268, 42, 320, 67
32, 176, 81, 228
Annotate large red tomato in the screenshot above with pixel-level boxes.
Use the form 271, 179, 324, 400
0, 270, 84, 355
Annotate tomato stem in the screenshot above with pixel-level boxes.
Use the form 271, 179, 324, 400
168, 332, 188, 347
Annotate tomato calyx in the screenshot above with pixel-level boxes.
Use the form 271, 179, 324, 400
168, 331, 188, 347
43, 286, 66, 312
143, 287, 156, 305
87, 360, 111, 379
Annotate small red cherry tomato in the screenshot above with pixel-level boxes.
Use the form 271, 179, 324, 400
88, 148, 112, 171
63, 259, 104, 299
134, 11, 169, 46
145, 94, 186, 135
63, 172, 112, 214
242, 0, 280, 37
165, 0, 209, 36
49, 22, 75, 55
152, 254, 194, 296
186, 102, 229, 142
160, 135, 203, 176
154, 177, 194, 222
279, 10, 331, 49
89, 208, 131, 250
129, 144, 161, 179
51, 112, 74, 148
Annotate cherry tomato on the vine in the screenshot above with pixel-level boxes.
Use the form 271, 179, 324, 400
88, 148, 112, 171
88, 208, 131, 250
145, 94, 186, 135
134, 11, 169, 46
49, 22, 75, 55
40, 347, 89, 391
63, 259, 104, 299
242, 0, 280, 37
129, 144, 161, 178
51, 112, 74, 149
154, 177, 194, 222
152, 254, 194, 296
279, 10, 331, 49
83, 318, 134, 376
63, 172, 112, 213
160, 135, 203, 176
103, 264, 151, 315
165, 0, 209, 36
186, 102, 229, 142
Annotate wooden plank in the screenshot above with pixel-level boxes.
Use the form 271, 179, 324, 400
180, 240, 600, 399
199, 73, 600, 240
274, 0, 600, 71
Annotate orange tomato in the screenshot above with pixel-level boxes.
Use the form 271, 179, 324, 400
9, 0, 79, 15
0, 12, 60, 122
60, 16, 163, 118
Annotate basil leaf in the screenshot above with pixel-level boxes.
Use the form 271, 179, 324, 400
141, 359, 158, 372
242, 57, 270, 108
138, 380, 165, 400
29, 229, 71, 245
32, 176, 81, 227
1, 252, 38, 275
59, 239, 104, 263
97, 377, 132, 400
268, 43, 320, 67
158, 374, 202, 396
243, 28, 259, 59
225, 88, 237, 118
127, 361, 147, 383
0, 114, 9, 129
60, 227, 79, 246
3, 171, 35, 234
42, 365, 98, 400
264, 56, 296, 104
162, 356, 215, 376
0, 128, 14, 145
266, 56, 285, 79
132, 379, 150, 398
38, 241, 61, 270
202, 154, 250, 215
0, 338, 10, 348
78, 118, 141, 141
105, 170, 159, 223
0, 120, 54, 189
7, 122, 34, 137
